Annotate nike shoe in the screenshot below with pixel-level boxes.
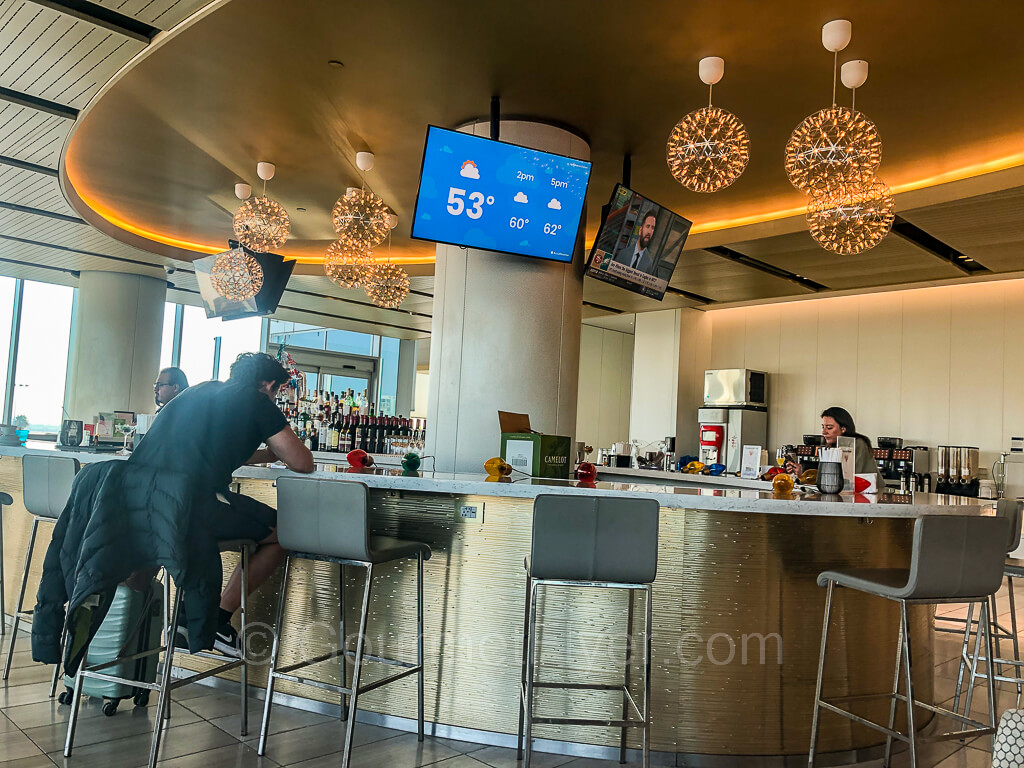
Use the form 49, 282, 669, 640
214, 622, 243, 658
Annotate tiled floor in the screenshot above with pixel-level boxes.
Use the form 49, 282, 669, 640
1, 598, 1021, 768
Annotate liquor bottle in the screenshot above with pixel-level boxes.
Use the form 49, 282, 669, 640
352, 416, 363, 453
342, 391, 351, 417
310, 424, 319, 452
329, 415, 339, 451
338, 415, 350, 453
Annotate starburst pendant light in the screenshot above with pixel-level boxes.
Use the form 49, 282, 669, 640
784, 21, 882, 194
667, 57, 749, 193
324, 239, 374, 288
211, 247, 264, 301
807, 178, 894, 255
332, 188, 391, 249
232, 162, 290, 252
364, 261, 410, 308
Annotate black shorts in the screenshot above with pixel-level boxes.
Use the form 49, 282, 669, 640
195, 490, 276, 544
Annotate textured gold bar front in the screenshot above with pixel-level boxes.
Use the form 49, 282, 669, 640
0, 458, 932, 758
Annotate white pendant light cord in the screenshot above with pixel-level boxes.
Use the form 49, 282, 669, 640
831, 50, 838, 107
708, 82, 713, 109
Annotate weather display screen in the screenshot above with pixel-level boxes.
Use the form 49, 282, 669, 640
411, 125, 592, 263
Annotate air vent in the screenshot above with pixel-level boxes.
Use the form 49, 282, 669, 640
891, 216, 990, 274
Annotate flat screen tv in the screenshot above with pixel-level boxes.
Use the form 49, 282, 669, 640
584, 184, 692, 301
193, 243, 294, 319
410, 125, 592, 263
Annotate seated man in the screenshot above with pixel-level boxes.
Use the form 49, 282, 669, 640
129, 352, 314, 656
154, 366, 189, 411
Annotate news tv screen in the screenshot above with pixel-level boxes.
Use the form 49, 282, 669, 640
584, 184, 692, 300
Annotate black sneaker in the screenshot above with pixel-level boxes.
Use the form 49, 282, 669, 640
214, 622, 242, 658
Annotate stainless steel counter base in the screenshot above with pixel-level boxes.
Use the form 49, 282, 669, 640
0, 457, 934, 763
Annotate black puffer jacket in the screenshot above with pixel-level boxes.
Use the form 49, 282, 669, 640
32, 460, 222, 674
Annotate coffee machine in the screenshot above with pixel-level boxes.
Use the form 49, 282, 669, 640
697, 369, 768, 474
874, 437, 931, 492
936, 445, 980, 496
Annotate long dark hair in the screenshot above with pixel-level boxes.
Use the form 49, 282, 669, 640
821, 406, 872, 448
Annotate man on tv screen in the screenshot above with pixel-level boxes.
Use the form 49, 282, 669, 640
613, 209, 657, 274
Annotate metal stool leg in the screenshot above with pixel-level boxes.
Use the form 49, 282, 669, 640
239, 545, 249, 737
991, 594, 1003, 667
953, 601, 976, 715
1008, 575, 1022, 706
341, 565, 373, 768
807, 579, 835, 768
517, 574, 532, 762
417, 551, 425, 742
981, 600, 999, 731
619, 588, 634, 764
899, 600, 917, 768
3, 517, 39, 680
63, 634, 88, 757
0, 504, 6, 637
339, 562, 348, 721
642, 584, 653, 768
523, 580, 540, 768
258, 555, 290, 756
49, 622, 67, 697
883, 603, 905, 768
149, 586, 182, 768
964, 602, 987, 718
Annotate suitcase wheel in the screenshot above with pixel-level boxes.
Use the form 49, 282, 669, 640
133, 691, 150, 707
57, 688, 73, 706
102, 699, 119, 717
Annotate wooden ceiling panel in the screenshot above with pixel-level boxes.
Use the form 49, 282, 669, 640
0, 165, 75, 214
0, 104, 66, 167
89, 0, 216, 30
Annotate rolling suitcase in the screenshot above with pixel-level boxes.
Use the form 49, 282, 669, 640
58, 580, 163, 715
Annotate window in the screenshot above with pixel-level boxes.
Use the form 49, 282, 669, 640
177, 306, 262, 386
0, 277, 15, 416
377, 336, 400, 416
11, 281, 74, 433
159, 302, 176, 370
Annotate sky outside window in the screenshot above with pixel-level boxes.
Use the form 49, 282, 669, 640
11, 281, 73, 432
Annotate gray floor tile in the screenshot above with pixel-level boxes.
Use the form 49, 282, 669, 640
0, 683, 58, 710
555, 758, 640, 768
0, 711, 19, 734
424, 735, 488, 754
0, 755, 59, 768
287, 732, 464, 768
0, 727, 48, 762
209, 703, 335, 741
22, 701, 200, 753
258, 720, 400, 765
3, 650, 40, 671
156, 741, 281, 768
176, 690, 262, 721
429, 756, 495, 768
3, 697, 112, 730
47, 719, 238, 768
468, 744, 575, 768
1, 665, 57, 688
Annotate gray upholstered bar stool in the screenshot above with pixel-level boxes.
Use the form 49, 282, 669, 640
0, 490, 11, 636
3, 454, 79, 682
259, 477, 430, 768
953, 499, 1024, 713
517, 494, 659, 768
808, 514, 1010, 768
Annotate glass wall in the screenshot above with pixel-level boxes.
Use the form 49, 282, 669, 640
175, 306, 262, 386
11, 281, 74, 433
377, 336, 400, 415
159, 303, 176, 370
0, 277, 15, 417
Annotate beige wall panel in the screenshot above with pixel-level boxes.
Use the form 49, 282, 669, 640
741, 305, 782, 375
577, 325, 634, 451
676, 309, 712, 455
576, 325, 604, 450
814, 297, 861, 420
774, 301, 819, 447
709, 310, 745, 370
899, 289, 952, 459
855, 292, 904, 441
617, 332, 635, 446
949, 283, 1005, 472
630, 310, 680, 447
1003, 287, 1024, 499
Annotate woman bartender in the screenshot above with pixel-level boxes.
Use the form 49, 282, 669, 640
787, 406, 884, 485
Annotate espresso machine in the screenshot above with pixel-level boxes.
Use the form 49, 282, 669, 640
936, 445, 980, 496
697, 369, 768, 474
874, 437, 931, 492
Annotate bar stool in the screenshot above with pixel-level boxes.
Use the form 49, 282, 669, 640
258, 477, 430, 768
0, 490, 11, 636
3, 454, 79, 683
517, 494, 659, 768
62, 537, 256, 764
952, 499, 1024, 714
808, 514, 1010, 768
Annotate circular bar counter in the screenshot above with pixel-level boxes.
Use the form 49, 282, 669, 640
0, 445, 990, 765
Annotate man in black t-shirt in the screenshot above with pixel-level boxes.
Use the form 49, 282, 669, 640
131, 352, 314, 656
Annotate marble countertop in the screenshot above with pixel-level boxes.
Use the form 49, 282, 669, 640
0, 441, 992, 518
595, 464, 772, 490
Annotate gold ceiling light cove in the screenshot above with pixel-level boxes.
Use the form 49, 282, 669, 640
324, 239, 375, 289
232, 162, 291, 253
210, 246, 264, 301
666, 56, 749, 193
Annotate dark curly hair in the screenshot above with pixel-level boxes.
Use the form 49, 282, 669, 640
228, 352, 290, 390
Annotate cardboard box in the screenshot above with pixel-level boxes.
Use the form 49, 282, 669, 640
498, 411, 572, 479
